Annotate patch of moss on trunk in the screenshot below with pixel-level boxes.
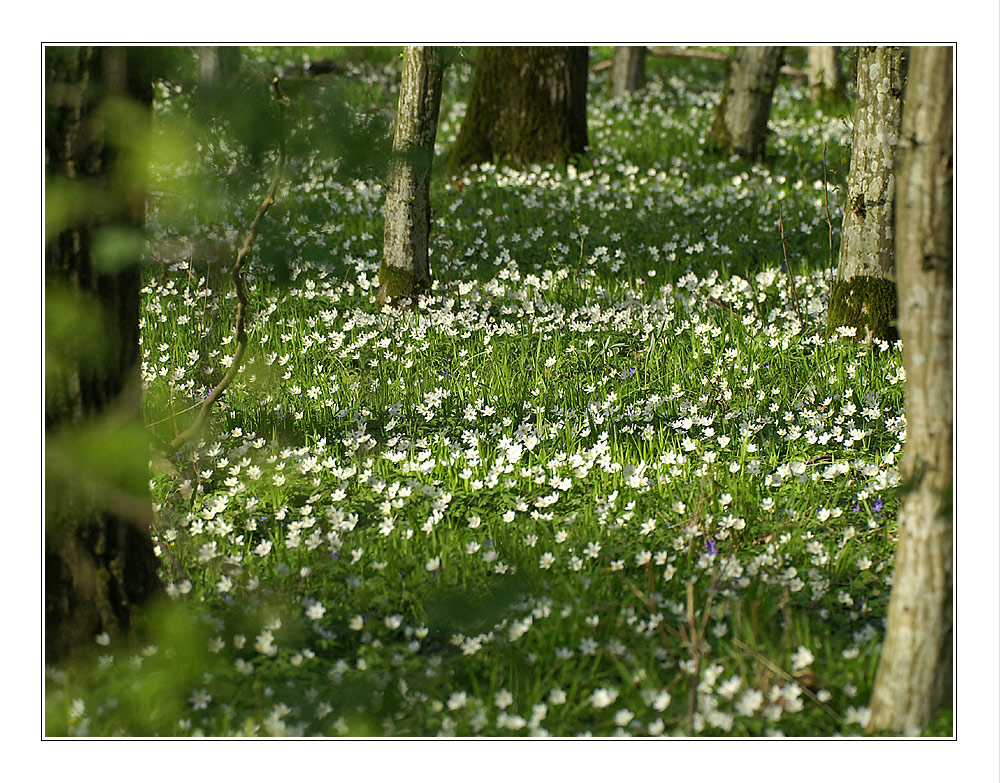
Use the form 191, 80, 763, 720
828, 275, 898, 343
377, 263, 426, 307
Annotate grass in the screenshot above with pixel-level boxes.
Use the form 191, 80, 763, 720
45, 47, 922, 737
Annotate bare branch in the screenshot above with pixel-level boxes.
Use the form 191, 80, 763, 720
168, 81, 286, 451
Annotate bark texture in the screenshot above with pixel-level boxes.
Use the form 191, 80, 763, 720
868, 46, 953, 736
45, 46, 161, 660
447, 46, 588, 170
807, 46, 845, 109
611, 46, 646, 97
378, 46, 445, 306
708, 46, 784, 159
829, 47, 906, 342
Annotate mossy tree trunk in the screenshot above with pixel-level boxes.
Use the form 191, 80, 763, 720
707, 46, 784, 159
447, 46, 588, 171
378, 46, 445, 307
807, 46, 845, 110
611, 46, 646, 98
45, 47, 162, 660
868, 46, 953, 736
828, 47, 907, 343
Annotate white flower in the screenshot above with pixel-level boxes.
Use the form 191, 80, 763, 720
717, 675, 742, 699
255, 630, 277, 656
590, 687, 618, 708
844, 705, 871, 728
425, 556, 441, 572
790, 645, 814, 674
188, 689, 212, 710
735, 689, 763, 716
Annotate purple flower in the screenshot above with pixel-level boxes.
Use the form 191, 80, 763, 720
872, 498, 884, 513
706, 540, 717, 555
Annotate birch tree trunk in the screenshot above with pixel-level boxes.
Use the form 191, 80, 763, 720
447, 46, 589, 170
707, 46, 784, 159
611, 46, 646, 98
45, 46, 162, 659
828, 47, 906, 343
807, 46, 845, 109
867, 45, 953, 736
378, 46, 445, 306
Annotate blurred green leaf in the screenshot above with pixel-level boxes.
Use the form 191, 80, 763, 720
46, 413, 151, 530
45, 286, 114, 389
426, 570, 531, 636
45, 178, 114, 242
92, 225, 146, 273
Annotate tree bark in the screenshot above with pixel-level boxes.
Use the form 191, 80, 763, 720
867, 45, 953, 736
807, 46, 845, 109
378, 46, 445, 306
828, 47, 907, 343
707, 46, 784, 159
45, 46, 161, 660
447, 46, 589, 171
197, 45, 240, 88
611, 46, 646, 98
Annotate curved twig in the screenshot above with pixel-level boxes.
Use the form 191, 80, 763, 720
169, 79, 285, 451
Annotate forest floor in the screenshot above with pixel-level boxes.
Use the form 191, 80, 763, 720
45, 47, 948, 737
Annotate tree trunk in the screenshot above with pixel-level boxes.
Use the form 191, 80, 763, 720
807, 46, 845, 109
447, 46, 588, 171
828, 47, 907, 343
867, 45, 953, 736
197, 45, 240, 88
611, 46, 646, 98
707, 46, 784, 159
377, 46, 445, 306
45, 46, 161, 660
